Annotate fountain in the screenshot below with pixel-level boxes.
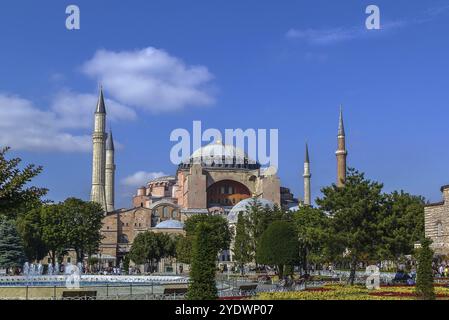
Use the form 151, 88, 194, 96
55, 262, 59, 275
23, 262, 29, 277
48, 263, 54, 276
37, 263, 43, 275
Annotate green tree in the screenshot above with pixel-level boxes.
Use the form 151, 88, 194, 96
293, 206, 329, 274
378, 191, 425, 261
316, 168, 384, 285
62, 198, 104, 263
245, 198, 288, 263
187, 222, 218, 300
245, 198, 265, 255
0, 216, 26, 270
40, 204, 68, 264
233, 212, 252, 275
0, 147, 47, 218
184, 214, 231, 252
129, 231, 176, 273
415, 238, 435, 300
256, 221, 299, 279
175, 235, 192, 264
16, 207, 48, 262
122, 255, 130, 274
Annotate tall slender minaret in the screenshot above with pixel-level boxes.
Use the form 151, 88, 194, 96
335, 106, 347, 187
303, 143, 311, 206
90, 88, 107, 211
105, 130, 115, 212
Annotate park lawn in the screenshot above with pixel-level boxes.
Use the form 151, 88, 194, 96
255, 284, 449, 300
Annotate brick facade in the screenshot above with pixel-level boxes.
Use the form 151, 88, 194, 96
424, 185, 449, 256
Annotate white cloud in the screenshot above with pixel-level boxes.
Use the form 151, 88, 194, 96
82, 47, 216, 112
286, 5, 449, 46
51, 90, 136, 129
286, 27, 359, 45
121, 171, 167, 187
0, 94, 91, 152
0, 46, 215, 153
0, 91, 134, 152
286, 20, 408, 45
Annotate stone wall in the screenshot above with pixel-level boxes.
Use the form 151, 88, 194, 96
424, 186, 449, 256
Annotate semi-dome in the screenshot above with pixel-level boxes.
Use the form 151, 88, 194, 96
154, 220, 185, 229
227, 198, 275, 224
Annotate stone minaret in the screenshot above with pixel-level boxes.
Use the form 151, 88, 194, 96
303, 143, 311, 206
105, 130, 115, 212
90, 88, 107, 211
335, 106, 347, 187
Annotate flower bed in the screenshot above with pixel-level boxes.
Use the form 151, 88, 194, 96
255, 284, 449, 300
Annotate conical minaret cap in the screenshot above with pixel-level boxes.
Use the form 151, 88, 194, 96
338, 105, 345, 136
305, 143, 310, 163
96, 87, 106, 114
106, 130, 115, 151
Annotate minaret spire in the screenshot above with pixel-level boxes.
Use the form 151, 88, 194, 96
338, 105, 345, 136
105, 130, 115, 212
336, 106, 347, 187
303, 142, 311, 206
96, 86, 106, 114
90, 88, 107, 211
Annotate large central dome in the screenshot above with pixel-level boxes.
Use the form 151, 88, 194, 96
178, 141, 260, 170
190, 141, 255, 163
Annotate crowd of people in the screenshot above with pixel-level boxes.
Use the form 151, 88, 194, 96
435, 264, 449, 277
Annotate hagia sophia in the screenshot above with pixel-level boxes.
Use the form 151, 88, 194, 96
89, 88, 349, 271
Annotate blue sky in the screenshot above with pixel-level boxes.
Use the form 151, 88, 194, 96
1, 0, 449, 208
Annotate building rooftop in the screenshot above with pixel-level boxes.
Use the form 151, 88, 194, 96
154, 220, 185, 229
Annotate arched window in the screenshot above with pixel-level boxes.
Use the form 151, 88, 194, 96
119, 234, 129, 243
173, 210, 178, 218
437, 222, 443, 237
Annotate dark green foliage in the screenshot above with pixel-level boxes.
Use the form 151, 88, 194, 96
378, 191, 425, 260
316, 168, 384, 285
0, 147, 47, 219
175, 235, 192, 264
184, 214, 231, 252
256, 220, 299, 279
293, 206, 329, 274
18, 198, 105, 264
16, 207, 48, 261
122, 255, 130, 274
0, 216, 26, 268
245, 198, 290, 263
415, 238, 435, 300
62, 198, 104, 263
129, 231, 176, 273
40, 204, 68, 263
187, 222, 218, 300
233, 212, 252, 275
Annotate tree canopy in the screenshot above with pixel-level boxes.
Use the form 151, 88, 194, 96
187, 222, 218, 300
0, 147, 47, 218
293, 206, 329, 274
0, 216, 26, 269
129, 231, 176, 273
184, 214, 231, 252
415, 238, 435, 300
233, 212, 252, 275
256, 220, 299, 279
316, 168, 385, 284
17, 198, 105, 264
